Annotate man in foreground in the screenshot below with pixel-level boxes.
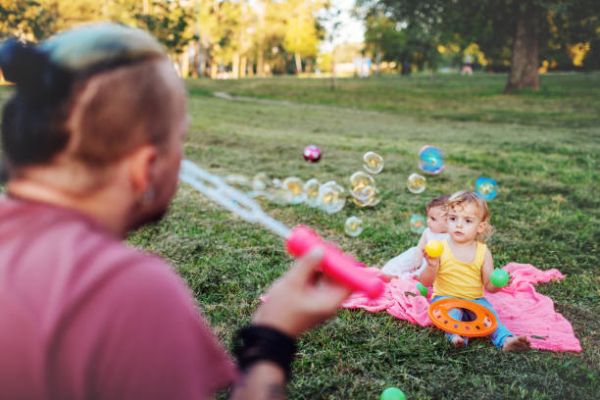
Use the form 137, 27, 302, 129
0, 23, 350, 399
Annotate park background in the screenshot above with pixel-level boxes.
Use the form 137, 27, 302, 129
1, 1, 599, 399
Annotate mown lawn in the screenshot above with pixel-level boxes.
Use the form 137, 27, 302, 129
3, 72, 599, 399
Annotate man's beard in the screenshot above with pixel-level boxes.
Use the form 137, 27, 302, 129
127, 205, 169, 235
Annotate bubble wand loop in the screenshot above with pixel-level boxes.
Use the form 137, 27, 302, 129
179, 160, 384, 299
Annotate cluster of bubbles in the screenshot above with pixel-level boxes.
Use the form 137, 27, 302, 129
349, 171, 381, 208
245, 173, 347, 214
403, 145, 445, 195
225, 150, 387, 238
229, 144, 497, 240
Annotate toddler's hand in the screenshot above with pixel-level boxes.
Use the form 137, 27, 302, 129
423, 249, 440, 270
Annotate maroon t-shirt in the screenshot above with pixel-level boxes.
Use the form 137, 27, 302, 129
0, 197, 236, 399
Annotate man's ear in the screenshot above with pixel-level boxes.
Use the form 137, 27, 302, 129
128, 144, 158, 195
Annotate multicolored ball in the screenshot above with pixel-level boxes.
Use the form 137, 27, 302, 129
303, 145, 322, 163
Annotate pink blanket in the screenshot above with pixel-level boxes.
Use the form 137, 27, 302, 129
343, 263, 582, 352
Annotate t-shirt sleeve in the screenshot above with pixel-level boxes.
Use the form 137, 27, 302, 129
79, 256, 237, 399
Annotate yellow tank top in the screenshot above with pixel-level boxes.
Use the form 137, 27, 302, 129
433, 240, 486, 300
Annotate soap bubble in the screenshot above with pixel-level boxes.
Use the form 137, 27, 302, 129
407, 173, 426, 194
344, 216, 364, 237
410, 214, 427, 234
304, 178, 321, 207
252, 172, 270, 191
225, 174, 250, 187
475, 176, 498, 200
418, 145, 445, 175
351, 185, 380, 208
350, 171, 375, 190
272, 178, 282, 188
282, 177, 306, 205
363, 151, 384, 174
317, 181, 346, 214
303, 144, 322, 162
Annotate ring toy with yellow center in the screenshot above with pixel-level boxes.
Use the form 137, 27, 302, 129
428, 298, 498, 337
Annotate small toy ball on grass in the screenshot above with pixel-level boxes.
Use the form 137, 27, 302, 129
380, 387, 406, 400
416, 282, 428, 297
425, 240, 443, 258
490, 268, 510, 288
303, 145, 321, 162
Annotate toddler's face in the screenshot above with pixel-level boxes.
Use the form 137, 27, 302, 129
447, 203, 485, 243
427, 206, 447, 233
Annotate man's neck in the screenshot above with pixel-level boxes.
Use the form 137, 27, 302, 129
7, 177, 130, 238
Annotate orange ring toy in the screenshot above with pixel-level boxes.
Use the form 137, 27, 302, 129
428, 298, 497, 338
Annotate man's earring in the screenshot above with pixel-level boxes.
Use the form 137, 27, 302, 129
142, 186, 156, 204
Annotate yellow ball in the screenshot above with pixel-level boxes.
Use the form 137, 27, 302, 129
425, 240, 444, 258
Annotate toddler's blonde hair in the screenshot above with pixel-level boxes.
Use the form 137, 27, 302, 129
447, 191, 493, 242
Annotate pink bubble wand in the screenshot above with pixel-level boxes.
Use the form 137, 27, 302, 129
179, 160, 384, 298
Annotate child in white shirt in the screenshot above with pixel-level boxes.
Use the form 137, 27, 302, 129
382, 195, 449, 278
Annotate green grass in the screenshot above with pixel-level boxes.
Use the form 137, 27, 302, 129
3, 72, 599, 399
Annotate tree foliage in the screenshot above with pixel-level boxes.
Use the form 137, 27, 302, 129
0, 0, 59, 40
361, 0, 600, 83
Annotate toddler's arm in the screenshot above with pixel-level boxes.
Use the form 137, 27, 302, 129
481, 249, 500, 293
417, 252, 439, 286
413, 232, 428, 268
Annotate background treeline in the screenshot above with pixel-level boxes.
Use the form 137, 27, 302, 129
1, 0, 600, 91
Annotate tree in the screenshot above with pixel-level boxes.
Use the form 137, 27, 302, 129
362, 6, 440, 75
282, 0, 323, 74
0, 0, 59, 41
364, 0, 600, 92
133, 0, 194, 55
318, 3, 342, 88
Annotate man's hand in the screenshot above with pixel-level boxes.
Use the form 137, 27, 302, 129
252, 248, 352, 338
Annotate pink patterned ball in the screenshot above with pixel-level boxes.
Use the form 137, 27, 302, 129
303, 145, 322, 163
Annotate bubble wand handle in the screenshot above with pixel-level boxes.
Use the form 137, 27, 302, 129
286, 225, 384, 298
179, 160, 384, 299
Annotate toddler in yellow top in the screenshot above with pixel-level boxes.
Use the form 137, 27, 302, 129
418, 191, 530, 351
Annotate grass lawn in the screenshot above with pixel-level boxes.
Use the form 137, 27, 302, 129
3, 72, 599, 398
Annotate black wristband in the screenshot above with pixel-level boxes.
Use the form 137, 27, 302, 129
233, 325, 297, 382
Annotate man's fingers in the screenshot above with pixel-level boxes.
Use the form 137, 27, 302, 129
311, 275, 352, 307
286, 247, 324, 284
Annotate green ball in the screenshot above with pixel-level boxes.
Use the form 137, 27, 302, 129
416, 282, 428, 296
380, 387, 406, 400
490, 268, 510, 288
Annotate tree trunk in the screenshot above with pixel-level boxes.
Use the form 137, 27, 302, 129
240, 56, 247, 78
330, 48, 336, 90
504, 5, 540, 93
294, 52, 302, 74
232, 53, 240, 79
257, 47, 265, 77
